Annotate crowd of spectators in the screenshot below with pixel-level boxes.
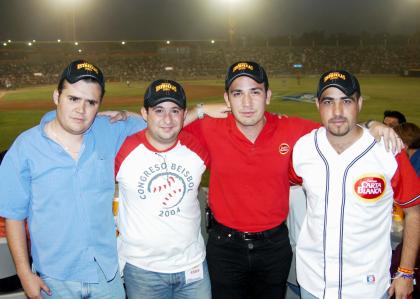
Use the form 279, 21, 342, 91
1, 41, 420, 88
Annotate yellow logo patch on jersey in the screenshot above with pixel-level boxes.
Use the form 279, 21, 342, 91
279, 143, 290, 155
353, 174, 386, 203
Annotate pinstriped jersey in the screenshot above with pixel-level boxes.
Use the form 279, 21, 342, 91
115, 130, 208, 273
290, 127, 419, 299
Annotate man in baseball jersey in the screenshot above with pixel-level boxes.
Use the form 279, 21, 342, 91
115, 79, 211, 299
0, 60, 147, 299
290, 70, 420, 299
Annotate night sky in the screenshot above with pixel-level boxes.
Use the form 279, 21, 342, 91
0, 0, 418, 41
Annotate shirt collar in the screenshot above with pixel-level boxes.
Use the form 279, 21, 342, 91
39, 110, 95, 137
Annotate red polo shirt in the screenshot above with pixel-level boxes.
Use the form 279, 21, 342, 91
185, 112, 318, 232
0, 217, 5, 237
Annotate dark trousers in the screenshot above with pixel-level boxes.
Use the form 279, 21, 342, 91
207, 221, 293, 299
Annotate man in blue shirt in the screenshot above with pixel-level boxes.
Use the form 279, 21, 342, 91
0, 60, 146, 299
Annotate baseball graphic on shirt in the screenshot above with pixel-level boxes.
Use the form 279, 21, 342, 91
147, 172, 186, 209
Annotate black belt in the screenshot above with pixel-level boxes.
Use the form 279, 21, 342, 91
212, 220, 286, 241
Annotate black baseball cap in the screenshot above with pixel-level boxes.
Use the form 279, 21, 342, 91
59, 60, 105, 93
317, 70, 361, 98
144, 79, 186, 109
225, 61, 269, 91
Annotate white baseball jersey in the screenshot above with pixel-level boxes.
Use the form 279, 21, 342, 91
287, 186, 307, 286
290, 127, 419, 299
115, 130, 208, 273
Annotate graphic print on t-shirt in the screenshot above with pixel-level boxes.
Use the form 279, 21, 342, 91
149, 172, 186, 208
135, 161, 196, 218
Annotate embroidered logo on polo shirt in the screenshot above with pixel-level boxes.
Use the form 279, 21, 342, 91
279, 143, 290, 155
353, 174, 386, 203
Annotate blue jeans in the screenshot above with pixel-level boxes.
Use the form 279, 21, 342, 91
123, 260, 211, 299
39, 263, 124, 299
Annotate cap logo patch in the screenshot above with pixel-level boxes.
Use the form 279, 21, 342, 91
279, 143, 290, 155
324, 72, 345, 82
77, 62, 98, 74
353, 174, 386, 203
233, 62, 253, 73
156, 83, 177, 93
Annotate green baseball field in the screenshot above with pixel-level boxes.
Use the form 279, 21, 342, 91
1, 74, 419, 151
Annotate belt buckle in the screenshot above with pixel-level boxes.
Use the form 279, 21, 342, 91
242, 232, 259, 241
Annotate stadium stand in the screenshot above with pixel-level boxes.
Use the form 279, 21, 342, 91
1, 33, 420, 88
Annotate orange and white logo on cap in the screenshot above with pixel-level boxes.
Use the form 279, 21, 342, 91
156, 83, 177, 93
233, 62, 254, 73
353, 174, 386, 203
77, 62, 99, 74
323, 72, 346, 82
279, 143, 290, 155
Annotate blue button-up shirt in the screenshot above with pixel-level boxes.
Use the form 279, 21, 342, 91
0, 111, 146, 282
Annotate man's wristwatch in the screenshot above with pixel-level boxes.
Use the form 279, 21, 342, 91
365, 119, 375, 129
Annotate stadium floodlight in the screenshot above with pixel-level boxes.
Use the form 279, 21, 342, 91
211, 40, 215, 44
74, 42, 79, 46
121, 41, 126, 45
166, 40, 171, 45
222, 0, 247, 6
78, 49, 82, 53
54, 0, 84, 7
53, 0, 81, 41
32, 39, 36, 43
2, 43, 7, 47
28, 42, 32, 46
7, 40, 11, 43
57, 39, 61, 43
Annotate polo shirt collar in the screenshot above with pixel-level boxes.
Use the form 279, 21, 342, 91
227, 111, 277, 144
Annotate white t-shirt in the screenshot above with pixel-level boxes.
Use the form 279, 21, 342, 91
115, 130, 208, 273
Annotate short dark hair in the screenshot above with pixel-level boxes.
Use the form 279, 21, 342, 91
394, 122, 420, 149
352, 92, 361, 100
57, 78, 105, 100
383, 110, 406, 124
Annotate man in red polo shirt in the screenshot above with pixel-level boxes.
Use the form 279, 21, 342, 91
184, 61, 318, 299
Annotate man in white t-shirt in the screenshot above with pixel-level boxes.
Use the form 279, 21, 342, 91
115, 79, 211, 299
290, 70, 420, 299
